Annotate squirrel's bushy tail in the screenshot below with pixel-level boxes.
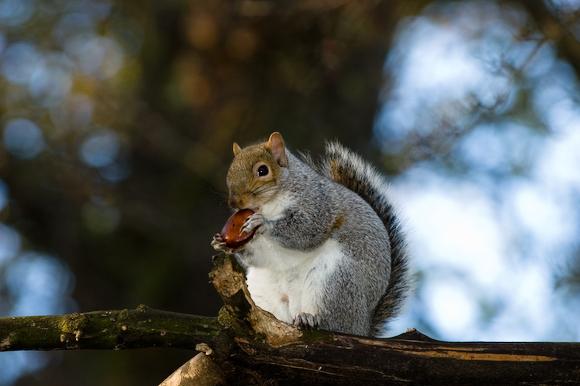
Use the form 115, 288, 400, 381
316, 142, 410, 337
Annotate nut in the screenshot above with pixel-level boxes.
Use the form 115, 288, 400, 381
220, 209, 256, 248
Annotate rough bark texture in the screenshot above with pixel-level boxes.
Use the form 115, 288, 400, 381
2, 255, 580, 385
230, 331, 580, 385
0, 306, 219, 351
200, 255, 580, 385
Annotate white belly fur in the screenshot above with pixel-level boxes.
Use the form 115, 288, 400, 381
245, 235, 343, 324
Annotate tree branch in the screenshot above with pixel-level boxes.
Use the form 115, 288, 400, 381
0, 306, 219, 351
2, 255, 580, 385
231, 330, 580, 385
160, 352, 225, 386
514, 0, 580, 77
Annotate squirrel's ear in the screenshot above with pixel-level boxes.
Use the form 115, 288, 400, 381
232, 142, 242, 157
266, 132, 288, 167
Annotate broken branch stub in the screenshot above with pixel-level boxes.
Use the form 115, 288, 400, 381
209, 255, 302, 347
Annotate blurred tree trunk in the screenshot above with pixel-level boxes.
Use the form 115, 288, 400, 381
136, 0, 435, 160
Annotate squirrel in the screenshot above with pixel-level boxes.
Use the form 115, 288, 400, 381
212, 132, 409, 337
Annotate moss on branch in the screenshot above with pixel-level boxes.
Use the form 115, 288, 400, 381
3, 255, 580, 385
0, 305, 220, 351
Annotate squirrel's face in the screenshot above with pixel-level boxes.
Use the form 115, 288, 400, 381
226, 132, 288, 210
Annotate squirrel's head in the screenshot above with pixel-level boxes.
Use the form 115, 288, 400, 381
226, 132, 288, 210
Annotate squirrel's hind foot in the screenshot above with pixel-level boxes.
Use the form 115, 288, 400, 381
293, 312, 320, 330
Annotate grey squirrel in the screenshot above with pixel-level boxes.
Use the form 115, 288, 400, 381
212, 132, 409, 337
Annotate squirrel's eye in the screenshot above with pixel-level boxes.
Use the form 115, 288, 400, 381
257, 165, 269, 177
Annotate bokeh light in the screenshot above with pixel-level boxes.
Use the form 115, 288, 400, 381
381, 1, 580, 341
0, 0, 579, 384
1, 43, 41, 85
5, 252, 76, 316
0, 352, 49, 386
2, 118, 45, 159
0, 223, 21, 263
0, 253, 75, 386
0, 0, 34, 27
64, 34, 124, 79
79, 129, 120, 168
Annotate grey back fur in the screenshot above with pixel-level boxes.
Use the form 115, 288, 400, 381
307, 142, 410, 336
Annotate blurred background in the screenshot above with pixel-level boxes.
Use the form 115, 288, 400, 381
0, 0, 579, 384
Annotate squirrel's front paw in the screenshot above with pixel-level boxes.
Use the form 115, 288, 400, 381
293, 312, 320, 330
241, 213, 265, 235
211, 233, 234, 254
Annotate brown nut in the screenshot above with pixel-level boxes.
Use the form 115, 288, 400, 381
220, 209, 256, 249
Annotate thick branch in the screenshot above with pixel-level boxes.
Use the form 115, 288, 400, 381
232, 330, 580, 385
207, 255, 580, 385
0, 305, 219, 351
2, 256, 580, 385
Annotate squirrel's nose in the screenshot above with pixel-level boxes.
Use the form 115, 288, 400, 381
228, 195, 241, 208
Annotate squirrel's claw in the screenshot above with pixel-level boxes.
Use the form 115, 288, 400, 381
211, 233, 234, 254
293, 312, 320, 330
241, 213, 265, 235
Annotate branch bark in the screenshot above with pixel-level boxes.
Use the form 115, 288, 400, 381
0, 306, 219, 351
2, 255, 580, 385
230, 330, 580, 385
160, 352, 225, 386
